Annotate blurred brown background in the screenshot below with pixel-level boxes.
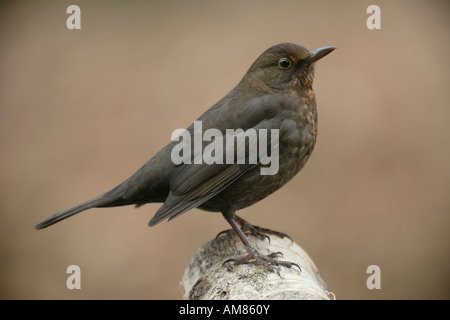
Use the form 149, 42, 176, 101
1, 0, 449, 299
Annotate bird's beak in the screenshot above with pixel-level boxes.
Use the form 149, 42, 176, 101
306, 46, 336, 65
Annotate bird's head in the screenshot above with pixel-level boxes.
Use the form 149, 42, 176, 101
244, 43, 335, 93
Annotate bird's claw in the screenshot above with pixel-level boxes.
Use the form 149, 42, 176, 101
215, 229, 234, 240
234, 215, 293, 243
222, 250, 301, 274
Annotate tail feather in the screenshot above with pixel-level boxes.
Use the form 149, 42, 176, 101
35, 195, 120, 230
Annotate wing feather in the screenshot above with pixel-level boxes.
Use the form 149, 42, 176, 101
148, 94, 292, 226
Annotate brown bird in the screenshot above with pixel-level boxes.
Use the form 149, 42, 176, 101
35, 43, 335, 270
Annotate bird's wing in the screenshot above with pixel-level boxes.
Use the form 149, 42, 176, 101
148, 94, 286, 226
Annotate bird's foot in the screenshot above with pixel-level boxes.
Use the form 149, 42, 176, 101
215, 228, 234, 240
234, 215, 293, 243
216, 216, 292, 242
223, 248, 301, 273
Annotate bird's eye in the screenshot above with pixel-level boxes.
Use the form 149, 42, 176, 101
278, 58, 291, 69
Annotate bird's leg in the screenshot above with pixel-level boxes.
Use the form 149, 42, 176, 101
215, 215, 291, 242
220, 209, 299, 272
234, 215, 292, 243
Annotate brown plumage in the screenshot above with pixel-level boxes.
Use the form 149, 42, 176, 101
35, 43, 335, 269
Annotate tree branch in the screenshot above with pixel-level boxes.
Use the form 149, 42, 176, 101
181, 231, 334, 300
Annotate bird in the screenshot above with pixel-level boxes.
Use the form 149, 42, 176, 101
35, 43, 335, 270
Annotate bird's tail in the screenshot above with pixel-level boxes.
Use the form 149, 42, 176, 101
34, 194, 120, 230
